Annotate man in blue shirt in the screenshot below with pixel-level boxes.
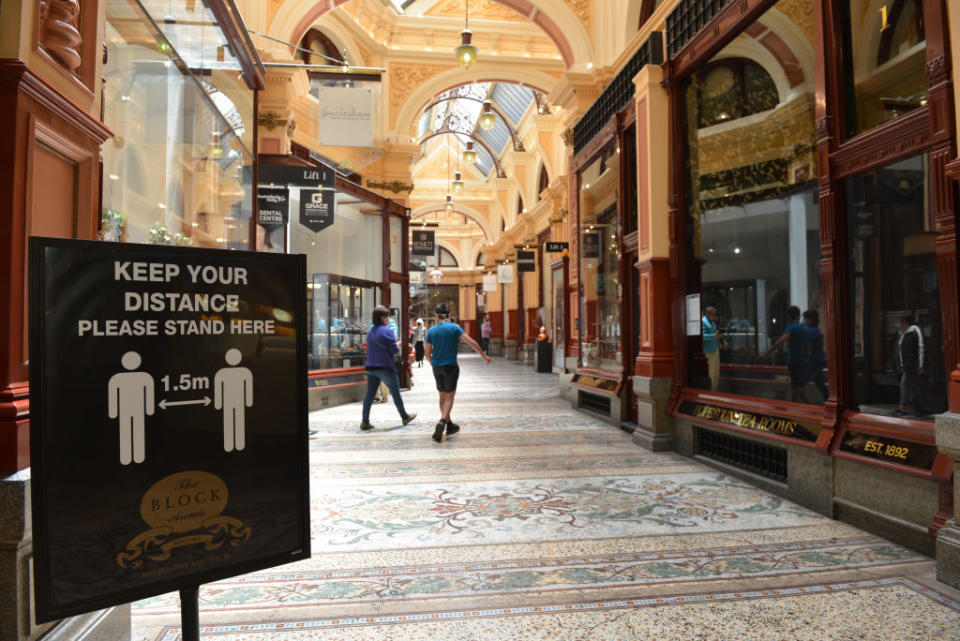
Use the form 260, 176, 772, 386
425, 303, 491, 442
760, 305, 812, 404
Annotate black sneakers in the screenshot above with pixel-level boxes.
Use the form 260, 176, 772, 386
359, 421, 375, 431
445, 421, 460, 436
432, 420, 445, 442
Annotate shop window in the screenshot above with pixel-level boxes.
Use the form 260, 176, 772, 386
684, 0, 822, 405
101, 0, 254, 248
697, 59, 779, 128
841, 0, 927, 137
579, 140, 621, 371
847, 154, 946, 419
291, 191, 383, 369
538, 164, 550, 198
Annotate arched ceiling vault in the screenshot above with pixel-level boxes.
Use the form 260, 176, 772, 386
268, 0, 595, 70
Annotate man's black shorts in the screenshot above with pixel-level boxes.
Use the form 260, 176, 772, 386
433, 365, 460, 392
788, 362, 806, 387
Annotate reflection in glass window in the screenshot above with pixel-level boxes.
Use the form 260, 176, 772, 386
847, 154, 946, 420
842, 0, 927, 136
579, 142, 620, 371
101, 0, 252, 249
685, 0, 822, 404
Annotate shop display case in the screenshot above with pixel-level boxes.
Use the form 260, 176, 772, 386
308, 274, 380, 369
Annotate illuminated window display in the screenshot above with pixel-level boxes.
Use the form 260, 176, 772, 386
578, 143, 621, 372
683, 1, 821, 403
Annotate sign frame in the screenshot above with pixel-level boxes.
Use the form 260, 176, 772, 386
411, 229, 435, 256
545, 242, 568, 253
256, 187, 289, 225
517, 250, 536, 273
28, 237, 311, 622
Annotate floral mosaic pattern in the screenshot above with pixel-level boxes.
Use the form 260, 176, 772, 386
310, 474, 821, 548
132, 357, 958, 641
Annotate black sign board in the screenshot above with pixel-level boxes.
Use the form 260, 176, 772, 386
257, 188, 289, 225
28, 237, 309, 622
677, 400, 820, 443
546, 242, 569, 253
299, 189, 335, 232
411, 230, 435, 256
582, 232, 600, 258
258, 163, 335, 189
517, 250, 536, 272
838, 430, 938, 470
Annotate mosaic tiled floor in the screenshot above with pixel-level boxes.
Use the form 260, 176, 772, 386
132, 356, 960, 640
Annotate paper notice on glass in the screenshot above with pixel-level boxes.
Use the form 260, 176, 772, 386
482, 274, 497, 291
498, 264, 514, 284
686, 294, 701, 336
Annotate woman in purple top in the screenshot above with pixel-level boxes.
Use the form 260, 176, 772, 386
360, 305, 416, 431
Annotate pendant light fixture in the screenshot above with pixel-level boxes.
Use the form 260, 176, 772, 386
478, 101, 496, 131
444, 137, 455, 212
455, 0, 477, 68
452, 141, 464, 194
462, 140, 477, 165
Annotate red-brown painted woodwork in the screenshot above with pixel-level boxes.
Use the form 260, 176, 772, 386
634, 257, 674, 379
39, 0, 82, 72
488, 311, 503, 338
460, 319, 477, 340
506, 309, 520, 342
0, 62, 110, 474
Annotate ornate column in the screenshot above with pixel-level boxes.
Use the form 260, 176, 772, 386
631, 64, 674, 451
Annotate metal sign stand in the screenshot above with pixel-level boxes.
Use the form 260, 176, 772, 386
180, 586, 200, 641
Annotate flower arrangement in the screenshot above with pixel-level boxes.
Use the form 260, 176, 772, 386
149, 221, 193, 246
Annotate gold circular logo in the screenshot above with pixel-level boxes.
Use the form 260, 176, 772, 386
140, 471, 229, 533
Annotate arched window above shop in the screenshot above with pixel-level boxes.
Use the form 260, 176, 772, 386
299, 28, 340, 65
538, 164, 550, 199
439, 247, 458, 267
476, 252, 485, 266
696, 58, 779, 128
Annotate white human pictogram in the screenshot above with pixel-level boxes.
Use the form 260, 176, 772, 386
108, 351, 155, 465
214, 348, 253, 452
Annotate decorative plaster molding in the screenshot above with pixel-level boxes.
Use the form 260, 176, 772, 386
367, 179, 414, 193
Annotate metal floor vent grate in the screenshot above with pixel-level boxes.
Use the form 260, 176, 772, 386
580, 392, 612, 416
697, 428, 787, 482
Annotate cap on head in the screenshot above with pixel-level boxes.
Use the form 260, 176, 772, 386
435, 303, 450, 318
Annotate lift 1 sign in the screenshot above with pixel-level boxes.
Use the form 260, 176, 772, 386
28, 237, 310, 622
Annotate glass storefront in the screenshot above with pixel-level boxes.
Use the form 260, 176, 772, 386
101, 0, 253, 249
841, 0, 928, 137
291, 190, 384, 369
847, 154, 946, 418
684, 0, 821, 403
579, 142, 621, 371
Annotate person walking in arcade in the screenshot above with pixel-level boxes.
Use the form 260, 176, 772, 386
360, 305, 417, 431
425, 303, 491, 442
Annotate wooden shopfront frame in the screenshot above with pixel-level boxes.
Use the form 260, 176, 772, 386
572, 106, 638, 418
277, 143, 411, 390
663, 0, 957, 529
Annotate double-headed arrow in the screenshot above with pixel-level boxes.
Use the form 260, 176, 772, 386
158, 396, 211, 410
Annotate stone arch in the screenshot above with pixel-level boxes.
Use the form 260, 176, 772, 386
410, 203, 496, 242
270, 0, 593, 69
393, 67, 559, 139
